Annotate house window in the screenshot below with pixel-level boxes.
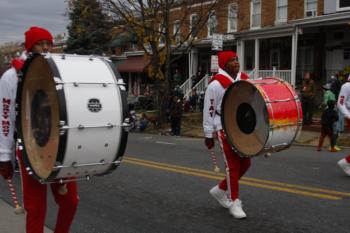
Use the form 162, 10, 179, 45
337, 0, 350, 11
228, 4, 238, 32
190, 14, 198, 38
305, 0, 317, 17
173, 20, 181, 44
207, 11, 217, 37
251, 0, 261, 28
276, 0, 288, 22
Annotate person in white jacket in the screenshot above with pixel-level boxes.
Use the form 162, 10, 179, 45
336, 76, 350, 176
0, 26, 79, 233
203, 51, 250, 219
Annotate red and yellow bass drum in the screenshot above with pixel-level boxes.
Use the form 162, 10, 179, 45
221, 77, 303, 157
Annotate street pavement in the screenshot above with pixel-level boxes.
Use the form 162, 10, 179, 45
0, 127, 348, 233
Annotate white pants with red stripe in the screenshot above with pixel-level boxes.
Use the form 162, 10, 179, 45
17, 151, 79, 233
217, 130, 251, 200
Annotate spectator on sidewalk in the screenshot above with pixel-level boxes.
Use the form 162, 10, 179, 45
138, 113, 149, 132
336, 75, 350, 176
330, 75, 342, 100
322, 83, 336, 108
170, 96, 183, 136
189, 89, 198, 112
322, 83, 342, 151
317, 100, 338, 152
198, 91, 205, 112
173, 69, 183, 86
301, 72, 316, 125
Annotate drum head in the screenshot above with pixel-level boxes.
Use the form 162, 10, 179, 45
20, 55, 60, 179
222, 81, 269, 157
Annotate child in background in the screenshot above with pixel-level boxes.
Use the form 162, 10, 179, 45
138, 113, 149, 132
317, 100, 339, 152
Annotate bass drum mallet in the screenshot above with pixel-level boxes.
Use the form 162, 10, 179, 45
7, 179, 24, 214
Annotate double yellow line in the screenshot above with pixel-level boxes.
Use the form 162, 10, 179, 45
123, 156, 350, 200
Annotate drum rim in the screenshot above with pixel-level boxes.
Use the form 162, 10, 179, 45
16, 53, 67, 182
221, 80, 268, 158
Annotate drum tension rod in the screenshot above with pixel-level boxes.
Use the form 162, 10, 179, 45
59, 123, 116, 131
40, 176, 92, 184
52, 160, 121, 170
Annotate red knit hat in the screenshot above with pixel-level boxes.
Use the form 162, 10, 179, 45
218, 51, 237, 69
24, 26, 53, 51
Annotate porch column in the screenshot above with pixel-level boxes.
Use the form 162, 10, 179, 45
291, 26, 298, 87
188, 50, 193, 88
128, 72, 132, 95
237, 39, 245, 71
191, 49, 198, 81
254, 38, 260, 79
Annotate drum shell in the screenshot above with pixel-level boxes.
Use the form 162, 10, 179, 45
221, 77, 302, 157
16, 54, 128, 181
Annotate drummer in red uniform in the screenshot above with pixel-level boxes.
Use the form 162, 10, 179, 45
203, 51, 250, 219
0, 26, 79, 233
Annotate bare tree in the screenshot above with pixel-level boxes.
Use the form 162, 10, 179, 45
101, 0, 219, 122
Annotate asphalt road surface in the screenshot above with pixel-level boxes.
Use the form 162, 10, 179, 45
0, 132, 349, 233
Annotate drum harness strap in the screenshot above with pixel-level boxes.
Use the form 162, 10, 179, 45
209, 73, 249, 118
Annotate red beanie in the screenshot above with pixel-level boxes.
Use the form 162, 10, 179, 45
218, 51, 237, 69
24, 26, 53, 51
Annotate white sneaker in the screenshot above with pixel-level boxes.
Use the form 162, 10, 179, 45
229, 199, 247, 219
209, 185, 232, 209
337, 159, 350, 176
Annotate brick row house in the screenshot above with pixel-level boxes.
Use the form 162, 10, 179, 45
112, 0, 350, 98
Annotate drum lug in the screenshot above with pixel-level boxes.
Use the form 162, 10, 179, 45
122, 118, 132, 131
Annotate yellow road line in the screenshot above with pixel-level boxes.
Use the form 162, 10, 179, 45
125, 156, 350, 198
123, 158, 342, 200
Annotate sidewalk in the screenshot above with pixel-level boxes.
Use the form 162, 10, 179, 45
0, 199, 53, 233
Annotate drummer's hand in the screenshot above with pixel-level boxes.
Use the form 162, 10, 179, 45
0, 161, 14, 180
205, 137, 215, 149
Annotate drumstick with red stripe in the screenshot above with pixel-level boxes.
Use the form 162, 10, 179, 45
6, 179, 24, 214
209, 150, 221, 173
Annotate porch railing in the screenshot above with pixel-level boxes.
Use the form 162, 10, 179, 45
181, 69, 292, 99
246, 69, 292, 83
258, 70, 292, 83
181, 74, 210, 99
192, 74, 210, 95
179, 77, 192, 99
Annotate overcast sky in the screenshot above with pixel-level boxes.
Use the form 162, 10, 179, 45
0, 0, 68, 45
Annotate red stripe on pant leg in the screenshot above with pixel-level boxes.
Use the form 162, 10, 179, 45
51, 181, 79, 233
17, 151, 47, 233
217, 130, 243, 201
217, 131, 227, 191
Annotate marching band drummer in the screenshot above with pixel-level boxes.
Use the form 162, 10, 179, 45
337, 75, 350, 176
0, 26, 79, 233
203, 51, 251, 219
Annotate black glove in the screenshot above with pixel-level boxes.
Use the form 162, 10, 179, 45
0, 161, 14, 180
205, 137, 215, 149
